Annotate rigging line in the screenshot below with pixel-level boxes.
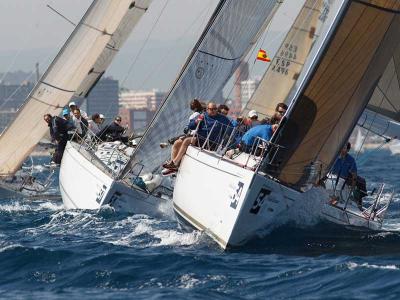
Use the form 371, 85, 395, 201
355, 57, 400, 158
120, 0, 170, 88
46, 4, 77, 27
134, 1, 214, 92
376, 84, 398, 112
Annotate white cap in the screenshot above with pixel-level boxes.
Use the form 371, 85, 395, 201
99, 114, 105, 119
69, 101, 76, 107
248, 110, 258, 118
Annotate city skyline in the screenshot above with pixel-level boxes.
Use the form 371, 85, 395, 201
0, 1, 303, 91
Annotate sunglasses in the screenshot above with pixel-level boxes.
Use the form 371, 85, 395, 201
277, 110, 286, 115
116, 119, 122, 122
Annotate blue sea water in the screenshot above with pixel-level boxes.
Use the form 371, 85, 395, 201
1, 150, 400, 299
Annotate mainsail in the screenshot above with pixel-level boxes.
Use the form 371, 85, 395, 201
0, 0, 152, 176
266, 0, 400, 189
243, 0, 325, 117
126, 0, 282, 175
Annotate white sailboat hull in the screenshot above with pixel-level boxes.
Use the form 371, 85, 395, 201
173, 146, 297, 249
60, 141, 168, 216
173, 147, 387, 249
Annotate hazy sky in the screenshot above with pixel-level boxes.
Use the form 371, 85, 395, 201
0, 0, 303, 91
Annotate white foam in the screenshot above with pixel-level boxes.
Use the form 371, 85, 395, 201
0, 242, 22, 253
177, 274, 201, 289
0, 200, 62, 213
347, 262, 399, 271
151, 229, 202, 247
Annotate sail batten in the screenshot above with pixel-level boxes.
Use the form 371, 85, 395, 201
266, 0, 400, 189
0, 0, 152, 176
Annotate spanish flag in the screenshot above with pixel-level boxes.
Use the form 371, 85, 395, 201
256, 49, 271, 62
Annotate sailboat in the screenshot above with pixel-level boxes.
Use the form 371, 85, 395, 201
172, 0, 400, 249
0, 1, 152, 198
59, 0, 283, 214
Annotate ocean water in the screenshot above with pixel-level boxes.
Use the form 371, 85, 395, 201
1, 150, 400, 299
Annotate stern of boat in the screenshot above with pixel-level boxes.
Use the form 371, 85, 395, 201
60, 141, 114, 209
173, 145, 297, 249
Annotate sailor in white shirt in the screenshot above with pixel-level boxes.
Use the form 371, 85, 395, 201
69, 101, 88, 119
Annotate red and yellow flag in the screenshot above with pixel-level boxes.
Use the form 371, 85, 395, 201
256, 49, 271, 62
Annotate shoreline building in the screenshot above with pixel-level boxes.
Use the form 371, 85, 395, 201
119, 89, 166, 134
240, 78, 261, 110
0, 81, 34, 132
85, 77, 119, 119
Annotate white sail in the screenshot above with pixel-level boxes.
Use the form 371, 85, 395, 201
243, 0, 325, 117
0, 0, 152, 176
124, 0, 282, 175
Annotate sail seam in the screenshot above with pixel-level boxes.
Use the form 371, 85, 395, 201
40, 81, 75, 93
197, 50, 240, 61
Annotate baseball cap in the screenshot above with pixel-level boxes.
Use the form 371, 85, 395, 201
69, 101, 76, 107
62, 108, 70, 116
248, 110, 258, 118
99, 114, 105, 119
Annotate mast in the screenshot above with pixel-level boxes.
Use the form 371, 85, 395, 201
122, 0, 282, 176
0, 0, 152, 176
265, 0, 400, 189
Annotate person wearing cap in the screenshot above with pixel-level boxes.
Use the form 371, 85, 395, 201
98, 114, 105, 129
247, 110, 261, 127
62, 107, 75, 140
69, 101, 88, 119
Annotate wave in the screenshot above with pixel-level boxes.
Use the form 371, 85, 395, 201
346, 262, 399, 271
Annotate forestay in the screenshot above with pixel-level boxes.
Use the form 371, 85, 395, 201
0, 0, 152, 176
266, 0, 400, 189
127, 0, 281, 175
243, 0, 326, 117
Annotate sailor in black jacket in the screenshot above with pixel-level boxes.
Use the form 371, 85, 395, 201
44, 113, 71, 164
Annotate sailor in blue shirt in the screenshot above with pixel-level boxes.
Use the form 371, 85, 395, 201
240, 124, 278, 153
331, 142, 357, 185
